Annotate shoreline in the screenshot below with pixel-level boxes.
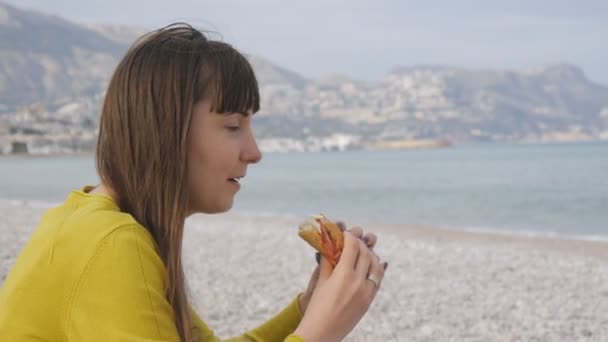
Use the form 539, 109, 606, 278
373, 221, 608, 263
1, 139, 606, 158
220, 211, 608, 263
0, 151, 94, 159
1, 199, 607, 259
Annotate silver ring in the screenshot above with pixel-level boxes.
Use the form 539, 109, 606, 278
367, 274, 380, 288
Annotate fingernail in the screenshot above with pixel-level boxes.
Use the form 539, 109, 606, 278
315, 252, 320, 264
383, 262, 388, 270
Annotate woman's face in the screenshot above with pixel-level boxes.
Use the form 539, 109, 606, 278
186, 99, 262, 215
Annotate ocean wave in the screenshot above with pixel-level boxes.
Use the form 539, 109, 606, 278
0, 198, 59, 208
2, 198, 605, 242
444, 224, 608, 243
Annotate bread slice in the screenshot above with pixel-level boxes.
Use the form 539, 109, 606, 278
298, 214, 344, 267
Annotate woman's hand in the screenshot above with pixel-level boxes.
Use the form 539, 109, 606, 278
298, 223, 378, 314
295, 230, 387, 342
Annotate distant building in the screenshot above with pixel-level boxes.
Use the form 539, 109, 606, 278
11, 141, 29, 154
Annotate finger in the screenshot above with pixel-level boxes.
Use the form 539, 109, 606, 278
366, 255, 385, 292
336, 221, 346, 231
354, 240, 372, 277
348, 226, 363, 239
362, 233, 377, 249
317, 255, 334, 283
306, 265, 320, 289
335, 232, 360, 273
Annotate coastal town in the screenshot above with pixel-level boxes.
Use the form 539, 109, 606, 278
2, 64, 607, 155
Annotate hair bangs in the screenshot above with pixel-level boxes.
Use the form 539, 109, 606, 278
204, 43, 260, 115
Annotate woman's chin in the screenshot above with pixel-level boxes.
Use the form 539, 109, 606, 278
193, 201, 234, 215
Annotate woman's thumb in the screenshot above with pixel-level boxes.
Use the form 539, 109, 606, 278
317, 255, 334, 282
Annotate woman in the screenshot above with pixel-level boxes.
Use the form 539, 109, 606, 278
0, 23, 387, 341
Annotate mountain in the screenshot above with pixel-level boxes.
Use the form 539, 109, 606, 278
0, 2, 127, 112
253, 63, 608, 144
1, 2, 607, 154
84, 23, 150, 45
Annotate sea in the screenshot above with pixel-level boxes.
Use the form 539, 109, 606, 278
1, 141, 606, 240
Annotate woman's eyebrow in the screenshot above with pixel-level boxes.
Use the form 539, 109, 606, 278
219, 112, 246, 119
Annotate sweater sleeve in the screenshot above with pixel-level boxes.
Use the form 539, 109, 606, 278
240, 295, 304, 342
191, 295, 305, 342
65, 225, 181, 341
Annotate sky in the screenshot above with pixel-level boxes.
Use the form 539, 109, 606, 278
4, 0, 608, 84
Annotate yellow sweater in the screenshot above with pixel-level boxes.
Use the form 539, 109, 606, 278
0, 187, 305, 341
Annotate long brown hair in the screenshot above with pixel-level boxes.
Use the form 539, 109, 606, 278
95, 23, 260, 341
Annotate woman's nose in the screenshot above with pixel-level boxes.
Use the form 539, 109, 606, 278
242, 133, 262, 164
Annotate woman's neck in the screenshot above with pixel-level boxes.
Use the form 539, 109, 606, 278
88, 183, 118, 201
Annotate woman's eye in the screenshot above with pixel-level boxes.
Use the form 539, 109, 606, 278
226, 126, 241, 132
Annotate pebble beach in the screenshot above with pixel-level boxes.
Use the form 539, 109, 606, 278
1, 200, 607, 341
